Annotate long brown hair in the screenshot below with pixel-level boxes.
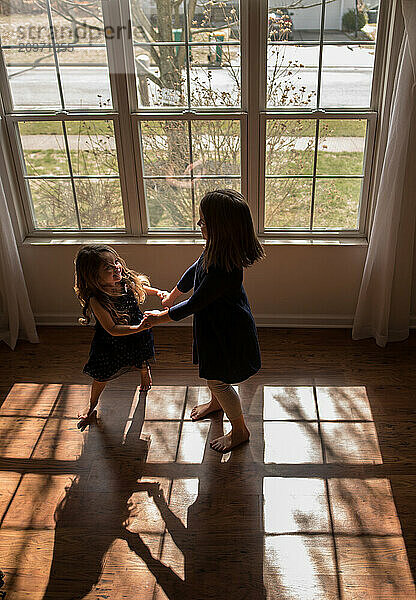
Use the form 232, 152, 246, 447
200, 189, 265, 272
74, 245, 150, 325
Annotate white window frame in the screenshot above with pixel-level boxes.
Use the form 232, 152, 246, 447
0, 0, 400, 241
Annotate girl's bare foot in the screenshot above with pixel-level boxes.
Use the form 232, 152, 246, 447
210, 416, 250, 453
190, 396, 223, 421
140, 364, 152, 392
77, 409, 97, 431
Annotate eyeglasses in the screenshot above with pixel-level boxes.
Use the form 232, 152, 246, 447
104, 261, 121, 272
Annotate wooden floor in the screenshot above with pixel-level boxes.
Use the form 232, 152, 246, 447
0, 326, 416, 599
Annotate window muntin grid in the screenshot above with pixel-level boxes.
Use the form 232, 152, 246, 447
263, 0, 382, 234
16, 119, 125, 230
264, 117, 368, 231
266, 0, 379, 110
1, 0, 112, 111
138, 117, 241, 231
132, 0, 241, 110
0, 0, 387, 237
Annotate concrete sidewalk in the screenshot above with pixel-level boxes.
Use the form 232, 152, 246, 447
21, 134, 365, 153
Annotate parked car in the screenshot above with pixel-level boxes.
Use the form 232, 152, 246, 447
268, 9, 294, 42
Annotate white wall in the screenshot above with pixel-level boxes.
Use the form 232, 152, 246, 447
18, 241, 367, 327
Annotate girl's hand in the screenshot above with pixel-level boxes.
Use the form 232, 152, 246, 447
136, 319, 152, 332
142, 310, 162, 328
161, 292, 175, 308
156, 289, 170, 303
143, 309, 172, 327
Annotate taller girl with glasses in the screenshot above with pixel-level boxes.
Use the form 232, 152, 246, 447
141, 189, 265, 452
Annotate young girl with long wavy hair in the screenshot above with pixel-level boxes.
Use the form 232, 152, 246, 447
141, 189, 265, 452
74, 244, 167, 430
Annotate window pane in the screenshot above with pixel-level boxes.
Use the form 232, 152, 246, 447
3, 51, 62, 110
192, 120, 240, 175
189, 45, 240, 108
131, 1, 239, 43
18, 119, 119, 178
65, 121, 118, 176
0, 0, 110, 110
140, 119, 241, 179
19, 119, 123, 230
145, 179, 193, 230
266, 120, 316, 176
193, 2, 240, 42
267, 1, 379, 111
264, 118, 367, 230
317, 120, 367, 176
57, 47, 112, 110
267, 45, 319, 109
18, 121, 68, 176
323, 0, 381, 43
133, 1, 240, 109
28, 179, 77, 229
2, 8, 62, 110
314, 178, 362, 229
132, 1, 184, 43
273, 2, 323, 40
195, 177, 241, 200
140, 118, 241, 229
265, 178, 313, 229
136, 46, 187, 109
74, 179, 124, 229
140, 120, 190, 177
320, 45, 375, 108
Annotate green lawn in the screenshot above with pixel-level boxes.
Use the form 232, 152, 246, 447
23, 149, 118, 177
267, 119, 367, 138
18, 120, 114, 136
23, 145, 365, 230
18, 118, 367, 138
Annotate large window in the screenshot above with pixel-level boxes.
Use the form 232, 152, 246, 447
0, 0, 387, 237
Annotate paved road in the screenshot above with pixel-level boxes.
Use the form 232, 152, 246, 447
8, 65, 374, 109
7, 43, 375, 109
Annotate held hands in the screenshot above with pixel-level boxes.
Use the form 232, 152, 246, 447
156, 289, 170, 303
140, 310, 167, 330
155, 288, 175, 308
137, 287, 173, 331
161, 292, 175, 308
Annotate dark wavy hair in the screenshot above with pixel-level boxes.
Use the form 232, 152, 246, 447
200, 189, 265, 272
74, 245, 150, 325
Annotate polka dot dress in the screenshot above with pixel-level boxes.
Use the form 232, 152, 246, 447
83, 285, 154, 382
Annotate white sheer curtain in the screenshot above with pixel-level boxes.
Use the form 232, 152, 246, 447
352, 0, 416, 347
0, 168, 38, 350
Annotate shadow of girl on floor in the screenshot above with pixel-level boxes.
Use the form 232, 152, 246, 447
43, 383, 267, 600
42, 387, 161, 599
124, 412, 267, 600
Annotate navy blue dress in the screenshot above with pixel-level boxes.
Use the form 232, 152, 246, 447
168, 254, 261, 384
83, 285, 154, 382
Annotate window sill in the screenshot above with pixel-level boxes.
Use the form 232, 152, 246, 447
22, 235, 368, 247
21, 236, 207, 246
261, 237, 368, 246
